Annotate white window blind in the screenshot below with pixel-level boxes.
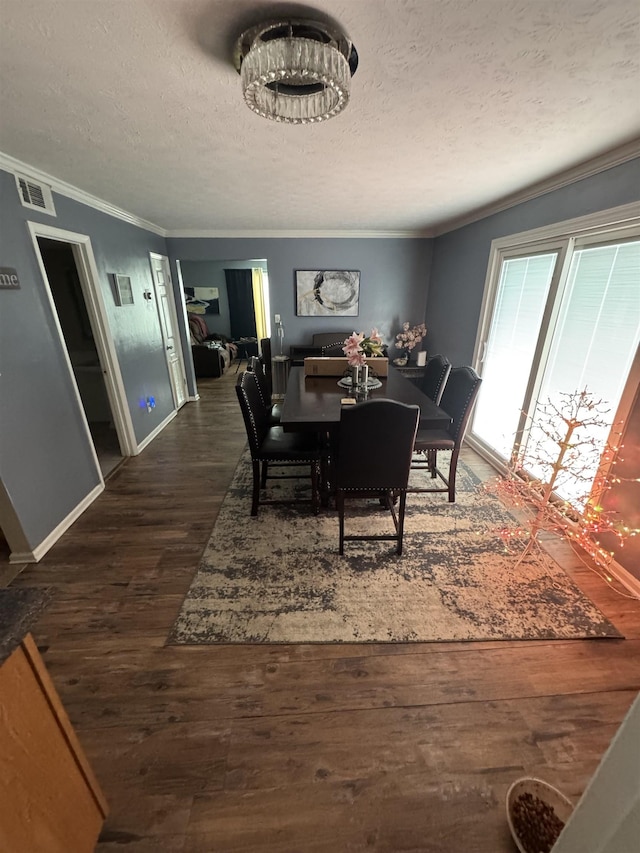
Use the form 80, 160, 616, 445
472, 253, 557, 458
472, 216, 640, 513
527, 239, 640, 505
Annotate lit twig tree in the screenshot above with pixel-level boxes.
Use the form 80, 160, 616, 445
485, 389, 639, 577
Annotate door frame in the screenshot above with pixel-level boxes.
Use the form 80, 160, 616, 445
149, 252, 188, 409
28, 221, 137, 459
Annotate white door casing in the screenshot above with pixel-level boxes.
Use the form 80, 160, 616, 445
27, 221, 137, 459
149, 253, 187, 409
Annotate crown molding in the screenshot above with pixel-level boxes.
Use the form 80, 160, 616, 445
0, 151, 167, 237
433, 139, 640, 237
3, 141, 638, 242
164, 229, 430, 239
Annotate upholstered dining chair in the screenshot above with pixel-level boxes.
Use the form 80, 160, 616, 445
335, 399, 420, 555
410, 366, 481, 502
419, 354, 451, 405
259, 337, 273, 395
235, 371, 322, 516
321, 341, 347, 357
248, 356, 281, 424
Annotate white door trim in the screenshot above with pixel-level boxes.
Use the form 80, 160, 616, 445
27, 221, 137, 457
149, 252, 188, 409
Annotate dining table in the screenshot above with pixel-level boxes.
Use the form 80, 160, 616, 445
279, 365, 452, 505
279, 365, 452, 434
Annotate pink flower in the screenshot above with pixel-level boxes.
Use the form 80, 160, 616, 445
347, 350, 367, 367
342, 329, 385, 365
395, 322, 426, 352
369, 327, 383, 346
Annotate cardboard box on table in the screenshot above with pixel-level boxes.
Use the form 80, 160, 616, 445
303, 357, 389, 377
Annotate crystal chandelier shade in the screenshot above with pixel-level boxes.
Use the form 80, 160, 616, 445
235, 19, 358, 125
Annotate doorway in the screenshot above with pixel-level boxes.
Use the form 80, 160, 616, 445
177, 258, 270, 374
37, 237, 124, 478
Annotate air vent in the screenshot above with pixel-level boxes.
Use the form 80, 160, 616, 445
15, 173, 56, 216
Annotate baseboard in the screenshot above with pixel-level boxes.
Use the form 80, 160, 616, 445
9, 482, 105, 564
135, 410, 177, 454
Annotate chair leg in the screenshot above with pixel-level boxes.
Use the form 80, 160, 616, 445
261, 461, 268, 488
448, 449, 460, 502
396, 492, 407, 555
311, 461, 320, 515
251, 460, 261, 516
429, 449, 438, 477
337, 490, 345, 554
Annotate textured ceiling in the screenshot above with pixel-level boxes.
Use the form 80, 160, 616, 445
1, 0, 639, 234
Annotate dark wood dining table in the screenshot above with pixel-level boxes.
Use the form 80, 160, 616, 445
280, 365, 452, 433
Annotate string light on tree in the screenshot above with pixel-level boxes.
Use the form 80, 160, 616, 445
484, 389, 639, 594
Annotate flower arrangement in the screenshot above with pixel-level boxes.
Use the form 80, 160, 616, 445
395, 322, 427, 353
342, 328, 384, 367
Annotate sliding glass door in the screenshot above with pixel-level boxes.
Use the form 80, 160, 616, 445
472, 249, 559, 458
471, 216, 640, 509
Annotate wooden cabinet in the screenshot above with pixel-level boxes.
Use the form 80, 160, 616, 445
0, 633, 108, 853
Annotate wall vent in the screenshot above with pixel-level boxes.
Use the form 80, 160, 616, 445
15, 173, 56, 216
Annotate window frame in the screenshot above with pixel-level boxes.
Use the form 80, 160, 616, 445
469, 202, 640, 477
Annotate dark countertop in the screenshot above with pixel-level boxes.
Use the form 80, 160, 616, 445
0, 587, 52, 666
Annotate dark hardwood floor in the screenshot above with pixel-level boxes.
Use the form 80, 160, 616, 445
8, 369, 640, 852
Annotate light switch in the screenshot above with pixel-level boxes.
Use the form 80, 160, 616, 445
275, 314, 281, 324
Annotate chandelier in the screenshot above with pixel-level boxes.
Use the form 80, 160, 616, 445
233, 18, 358, 124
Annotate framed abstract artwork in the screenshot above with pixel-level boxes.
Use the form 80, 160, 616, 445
295, 270, 360, 316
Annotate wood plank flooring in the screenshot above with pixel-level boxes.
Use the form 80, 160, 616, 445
8, 369, 640, 852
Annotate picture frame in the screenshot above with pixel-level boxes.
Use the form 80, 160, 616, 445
111, 273, 134, 306
184, 285, 220, 316
295, 270, 360, 317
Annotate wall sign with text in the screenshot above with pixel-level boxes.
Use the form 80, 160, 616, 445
0, 267, 21, 289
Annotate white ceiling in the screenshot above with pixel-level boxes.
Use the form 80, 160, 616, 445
1, 0, 639, 235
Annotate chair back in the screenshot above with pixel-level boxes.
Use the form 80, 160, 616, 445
420, 354, 451, 405
439, 366, 482, 446
235, 371, 270, 456
248, 356, 271, 409
321, 341, 346, 357
335, 399, 419, 491
259, 338, 273, 390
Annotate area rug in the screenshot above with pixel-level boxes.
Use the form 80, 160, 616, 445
168, 451, 622, 644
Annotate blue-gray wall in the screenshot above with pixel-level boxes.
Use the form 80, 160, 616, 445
0, 168, 171, 552
167, 237, 433, 357
2, 156, 638, 563
426, 158, 640, 367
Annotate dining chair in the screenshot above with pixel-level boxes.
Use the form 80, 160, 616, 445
235, 372, 322, 516
335, 399, 420, 555
248, 356, 281, 424
321, 341, 347, 357
419, 354, 451, 405
259, 337, 273, 395
410, 366, 481, 502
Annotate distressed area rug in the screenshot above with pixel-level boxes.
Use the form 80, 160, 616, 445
168, 451, 622, 644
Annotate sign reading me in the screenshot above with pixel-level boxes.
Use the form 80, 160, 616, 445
0, 267, 20, 289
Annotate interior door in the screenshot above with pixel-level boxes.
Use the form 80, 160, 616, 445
150, 254, 187, 408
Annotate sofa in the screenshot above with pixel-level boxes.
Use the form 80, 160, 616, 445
191, 343, 228, 378
188, 314, 238, 378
